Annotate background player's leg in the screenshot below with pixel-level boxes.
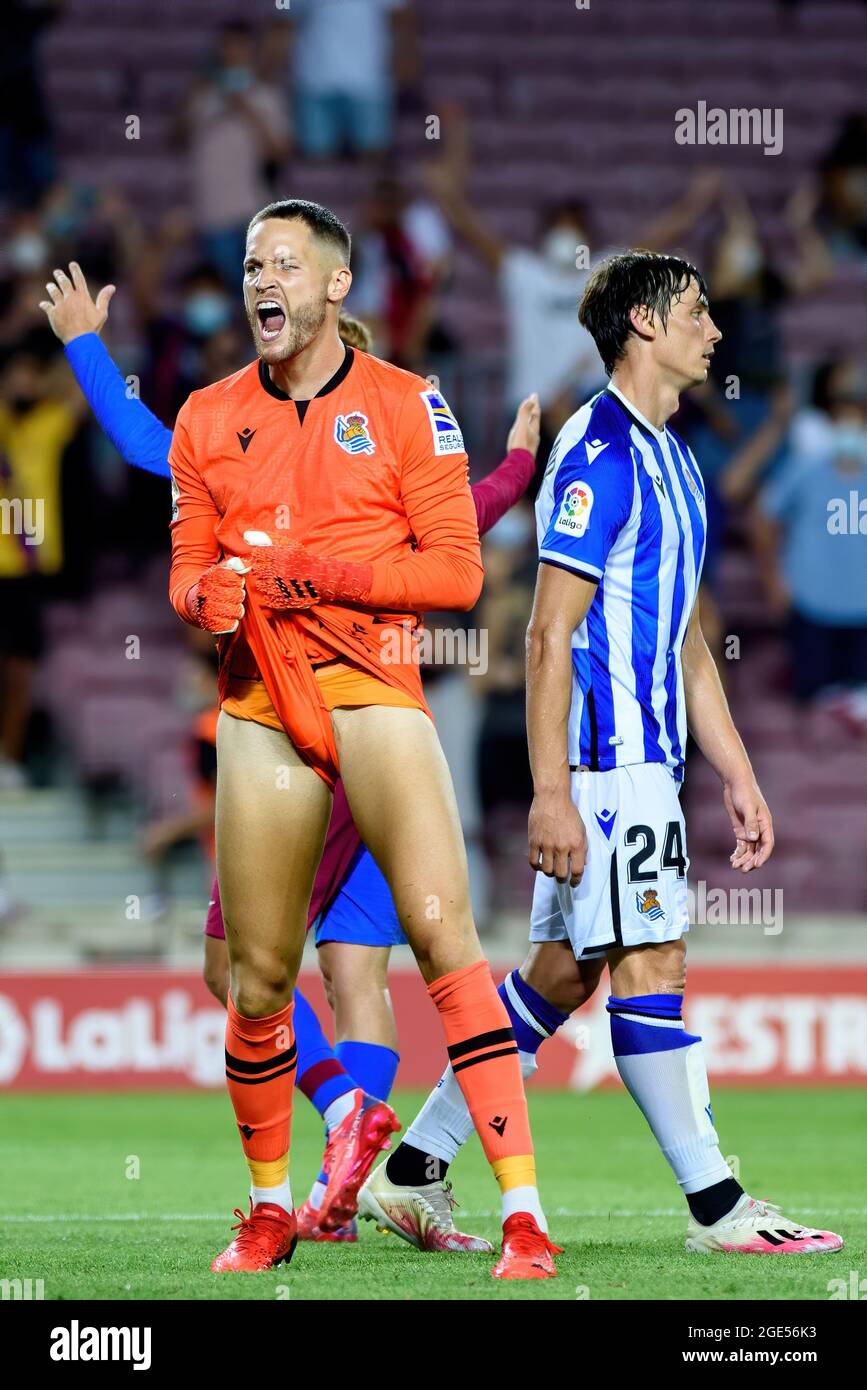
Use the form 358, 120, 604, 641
319, 942, 400, 1095
388, 949, 603, 1186
300, 943, 400, 1235
294, 985, 367, 1234
331, 704, 548, 1249
294, 987, 359, 1125
203, 934, 229, 1006
215, 711, 332, 1220
315, 844, 404, 1097
303, 852, 406, 1235
606, 939, 743, 1224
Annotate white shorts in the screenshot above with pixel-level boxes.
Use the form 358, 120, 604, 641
529, 762, 690, 960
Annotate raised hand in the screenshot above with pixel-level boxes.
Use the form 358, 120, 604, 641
507, 392, 541, 458
38, 261, 116, 345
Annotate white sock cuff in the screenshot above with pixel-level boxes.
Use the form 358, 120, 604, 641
501, 1184, 547, 1232
251, 1183, 293, 1215
503, 971, 550, 1041
519, 1049, 538, 1078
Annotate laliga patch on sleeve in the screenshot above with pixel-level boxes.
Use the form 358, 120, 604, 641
419, 388, 465, 456
554, 481, 594, 537
170, 471, 180, 522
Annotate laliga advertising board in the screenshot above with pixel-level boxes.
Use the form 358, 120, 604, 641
1, 965, 866, 1091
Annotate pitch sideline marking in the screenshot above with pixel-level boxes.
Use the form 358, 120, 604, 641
2, 1208, 865, 1224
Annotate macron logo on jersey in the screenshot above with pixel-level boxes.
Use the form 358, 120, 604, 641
585, 438, 609, 464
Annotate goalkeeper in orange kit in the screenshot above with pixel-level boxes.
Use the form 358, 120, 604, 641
169, 198, 558, 1279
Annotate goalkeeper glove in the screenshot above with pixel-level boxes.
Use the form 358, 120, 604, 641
184, 557, 249, 633
243, 531, 373, 609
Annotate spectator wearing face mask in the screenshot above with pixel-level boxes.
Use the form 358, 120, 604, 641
142, 265, 235, 426
752, 360, 867, 704
429, 144, 724, 451
0, 210, 55, 355
432, 176, 603, 441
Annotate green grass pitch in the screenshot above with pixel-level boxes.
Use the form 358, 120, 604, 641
1, 1088, 862, 1301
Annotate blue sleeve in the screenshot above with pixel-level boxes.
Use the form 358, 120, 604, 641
539, 439, 634, 583
63, 333, 172, 479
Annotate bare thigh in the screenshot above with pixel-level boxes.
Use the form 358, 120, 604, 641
216, 711, 332, 1016
330, 705, 481, 984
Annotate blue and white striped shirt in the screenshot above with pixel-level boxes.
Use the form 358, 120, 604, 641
535, 384, 706, 781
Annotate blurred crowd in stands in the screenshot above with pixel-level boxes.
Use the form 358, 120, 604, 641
0, 0, 865, 921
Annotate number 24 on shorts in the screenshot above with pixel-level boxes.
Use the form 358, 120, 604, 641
624, 821, 687, 882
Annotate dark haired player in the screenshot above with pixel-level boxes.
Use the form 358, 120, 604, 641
362, 252, 843, 1258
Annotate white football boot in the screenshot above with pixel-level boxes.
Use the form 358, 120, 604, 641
359, 1161, 493, 1253
686, 1194, 843, 1254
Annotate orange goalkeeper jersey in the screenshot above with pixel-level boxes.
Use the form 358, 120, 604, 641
168, 346, 483, 785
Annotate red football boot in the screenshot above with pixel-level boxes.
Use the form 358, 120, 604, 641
210, 1200, 298, 1273
317, 1091, 401, 1233
491, 1213, 562, 1280
296, 1198, 358, 1243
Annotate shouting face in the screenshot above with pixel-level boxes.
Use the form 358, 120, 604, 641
242, 217, 349, 365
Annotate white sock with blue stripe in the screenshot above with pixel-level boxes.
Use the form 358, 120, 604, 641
398, 970, 568, 1170
608, 993, 733, 1195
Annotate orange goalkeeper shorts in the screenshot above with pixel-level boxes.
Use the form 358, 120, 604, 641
222, 659, 422, 734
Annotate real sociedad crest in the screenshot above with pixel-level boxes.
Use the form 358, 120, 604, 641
635, 887, 666, 922
334, 411, 376, 456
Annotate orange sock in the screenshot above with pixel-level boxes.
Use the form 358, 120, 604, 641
428, 959, 535, 1187
225, 995, 296, 1181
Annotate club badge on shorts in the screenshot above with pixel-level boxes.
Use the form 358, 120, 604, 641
334, 411, 376, 456
635, 887, 666, 921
